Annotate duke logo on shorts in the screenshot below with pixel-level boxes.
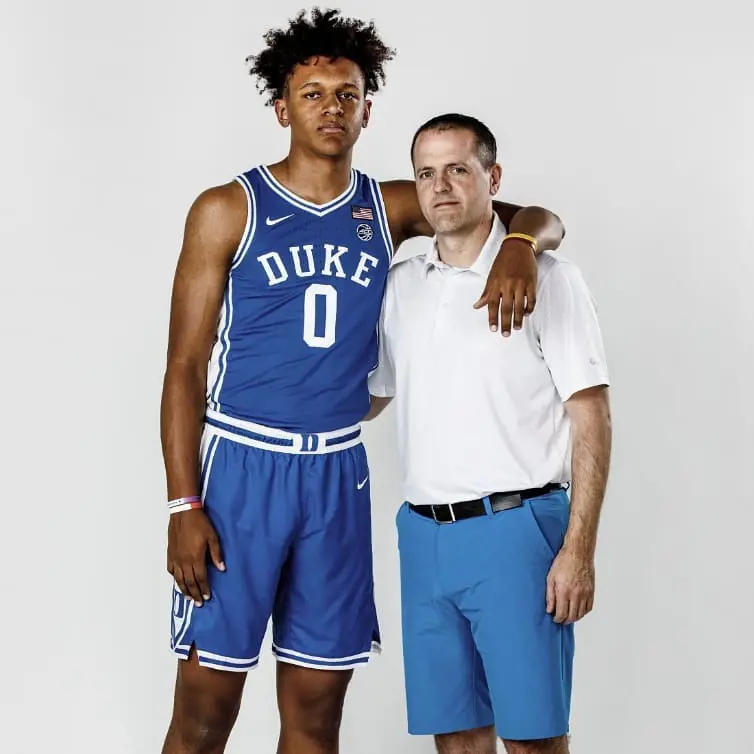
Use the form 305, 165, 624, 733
170, 165, 393, 672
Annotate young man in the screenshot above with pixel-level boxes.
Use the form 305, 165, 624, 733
367, 114, 612, 754
160, 11, 565, 754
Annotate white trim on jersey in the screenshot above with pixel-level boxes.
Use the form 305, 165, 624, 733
207, 175, 258, 412
207, 276, 235, 411
232, 173, 258, 269
257, 164, 358, 217
368, 178, 395, 262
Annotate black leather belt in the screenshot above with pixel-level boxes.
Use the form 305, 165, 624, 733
408, 483, 564, 524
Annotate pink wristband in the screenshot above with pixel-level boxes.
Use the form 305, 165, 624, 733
169, 501, 203, 515
167, 495, 201, 512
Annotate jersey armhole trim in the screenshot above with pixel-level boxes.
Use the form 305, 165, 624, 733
368, 179, 395, 263
231, 173, 257, 268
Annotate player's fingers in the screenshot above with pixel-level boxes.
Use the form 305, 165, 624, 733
172, 565, 189, 600
181, 562, 204, 606
473, 287, 489, 310
193, 558, 211, 603
486, 294, 501, 332
525, 281, 537, 315
207, 532, 226, 573
499, 288, 513, 336
512, 282, 526, 330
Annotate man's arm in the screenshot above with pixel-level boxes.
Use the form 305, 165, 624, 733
547, 386, 612, 624
380, 180, 565, 336
562, 387, 612, 558
160, 181, 246, 606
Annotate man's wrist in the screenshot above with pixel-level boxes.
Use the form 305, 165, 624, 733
562, 528, 597, 560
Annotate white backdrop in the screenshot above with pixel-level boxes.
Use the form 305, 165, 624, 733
2, 1, 753, 752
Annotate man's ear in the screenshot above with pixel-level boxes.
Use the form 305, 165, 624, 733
489, 163, 502, 196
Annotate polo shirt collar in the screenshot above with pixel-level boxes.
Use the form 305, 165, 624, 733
423, 214, 506, 277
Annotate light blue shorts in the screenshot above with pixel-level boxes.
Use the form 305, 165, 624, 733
397, 489, 573, 740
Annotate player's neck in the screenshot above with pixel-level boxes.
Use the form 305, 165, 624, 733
436, 213, 494, 269
269, 149, 353, 205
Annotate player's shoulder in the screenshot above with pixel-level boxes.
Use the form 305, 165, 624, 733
182, 179, 248, 254
191, 179, 246, 221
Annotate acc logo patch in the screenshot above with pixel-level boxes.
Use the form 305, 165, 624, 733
356, 223, 374, 242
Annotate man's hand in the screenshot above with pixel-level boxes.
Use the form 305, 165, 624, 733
546, 546, 595, 624
167, 509, 225, 607
474, 238, 538, 336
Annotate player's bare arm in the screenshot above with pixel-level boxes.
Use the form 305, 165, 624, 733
379, 179, 565, 336
546, 385, 612, 624
363, 395, 392, 420
160, 182, 246, 607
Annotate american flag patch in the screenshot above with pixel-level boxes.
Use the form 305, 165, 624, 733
351, 205, 374, 220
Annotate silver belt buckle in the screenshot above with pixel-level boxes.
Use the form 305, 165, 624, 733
431, 503, 456, 523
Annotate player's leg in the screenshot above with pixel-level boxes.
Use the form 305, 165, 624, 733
275, 663, 353, 754
162, 651, 247, 754
164, 428, 300, 751
396, 503, 496, 747
457, 490, 574, 749
272, 441, 379, 754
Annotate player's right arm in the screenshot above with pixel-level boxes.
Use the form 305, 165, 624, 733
161, 181, 247, 607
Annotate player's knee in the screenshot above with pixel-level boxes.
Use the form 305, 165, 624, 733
435, 726, 496, 754
169, 659, 244, 751
170, 692, 240, 752
279, 668, 350, 743
502, 734, 569, 754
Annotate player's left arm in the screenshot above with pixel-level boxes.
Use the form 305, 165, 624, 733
380, 179, 565, 336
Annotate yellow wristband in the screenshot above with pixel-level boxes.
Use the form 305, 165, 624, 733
504, 232, 538, 252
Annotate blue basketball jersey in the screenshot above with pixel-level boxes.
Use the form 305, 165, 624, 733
206, 165, 393, 433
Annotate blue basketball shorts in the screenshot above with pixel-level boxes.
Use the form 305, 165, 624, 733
397, 488, 574, 741
170, 410, 381, 673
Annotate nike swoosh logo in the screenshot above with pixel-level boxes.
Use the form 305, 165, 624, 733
266, 213, 295, 226
357, 476, 369, 490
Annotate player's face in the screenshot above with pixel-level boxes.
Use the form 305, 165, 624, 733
413, 129, 501, 234
275, 57, 372, 158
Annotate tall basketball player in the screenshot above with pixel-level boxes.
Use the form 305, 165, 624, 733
160, 9, 566, 754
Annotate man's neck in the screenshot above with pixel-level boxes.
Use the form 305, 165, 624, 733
436, 212, 495, 268
268, 146, 353, 205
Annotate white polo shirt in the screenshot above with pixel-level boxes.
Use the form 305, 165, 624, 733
368, 214, 610, 506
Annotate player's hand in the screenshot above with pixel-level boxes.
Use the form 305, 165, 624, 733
546, 547, 595, 624
474, 238, 537, 336
167, 508, 225, 607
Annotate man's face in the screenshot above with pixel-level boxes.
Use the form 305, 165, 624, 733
275, 56, 371, 158
413, 128, 500, 234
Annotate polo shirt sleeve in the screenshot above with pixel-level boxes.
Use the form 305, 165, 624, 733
535, 260, 610, 402
368, 300, 396, 398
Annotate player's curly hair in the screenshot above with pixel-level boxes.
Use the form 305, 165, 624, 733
246, 8, 396, 106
